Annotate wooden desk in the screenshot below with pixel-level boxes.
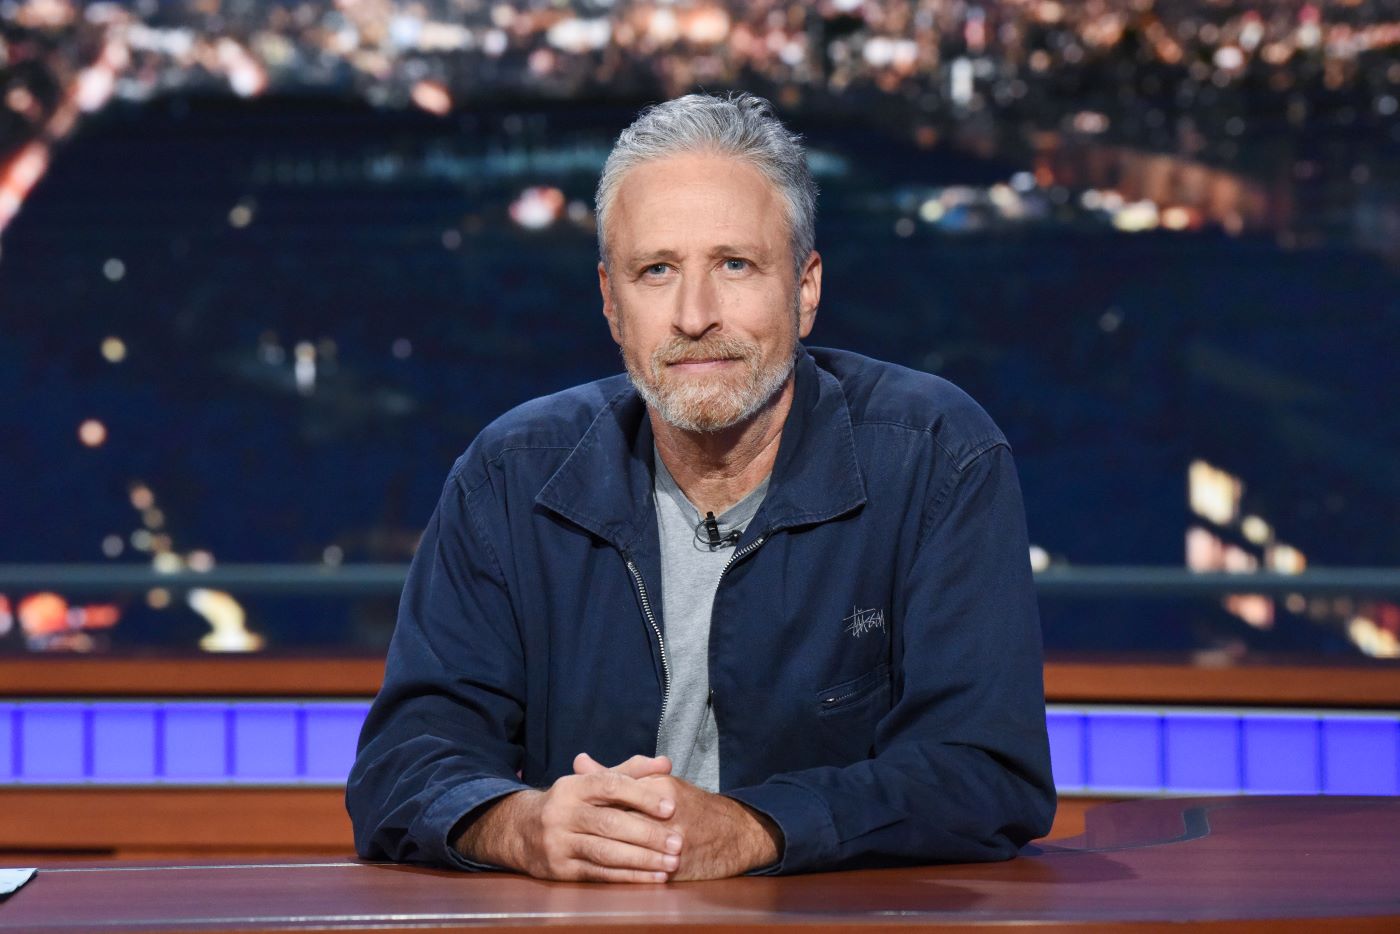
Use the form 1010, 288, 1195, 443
2, 796, 1396, 932
7, 656, 1400, 707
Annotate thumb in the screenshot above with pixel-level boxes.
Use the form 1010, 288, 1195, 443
612, 754, 673, 779
572, 752, 606, 775
572, 752, 673, 778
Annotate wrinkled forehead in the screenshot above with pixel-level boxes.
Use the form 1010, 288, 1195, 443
606, 151, 789, 262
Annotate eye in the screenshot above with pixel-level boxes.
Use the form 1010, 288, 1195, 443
723, 258, 749, 272
642, 263, 670, 278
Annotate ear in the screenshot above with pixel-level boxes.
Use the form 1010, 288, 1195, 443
796, 250, 822, 339
598, 261, 623, 345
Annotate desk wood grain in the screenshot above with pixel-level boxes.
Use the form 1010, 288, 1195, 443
2, 797, 1395, 933
5, 657, 1397, 706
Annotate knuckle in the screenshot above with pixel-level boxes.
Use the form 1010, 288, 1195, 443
539, 799, 565, 829
596, 808, 618, 836
580, 864, 611, 883
542, 853, 567, 879
579, 837, 607, 865
540, 835, 566, 867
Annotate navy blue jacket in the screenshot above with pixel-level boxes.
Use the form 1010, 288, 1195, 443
347, 346, 1055, 873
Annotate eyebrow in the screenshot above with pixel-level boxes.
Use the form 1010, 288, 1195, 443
626, 249, 682, 266
624, 244, 769, 266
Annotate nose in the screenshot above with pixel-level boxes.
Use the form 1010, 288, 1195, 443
671, 267, 721, 339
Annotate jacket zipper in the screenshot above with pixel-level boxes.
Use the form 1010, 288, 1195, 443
706, 535, 767, 732
822, 685, 863, 708
626, 534, 767, 755
625, 558, 670, 752
721, 535, 766, 578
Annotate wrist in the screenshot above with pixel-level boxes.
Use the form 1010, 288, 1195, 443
730, 798, 783, 871
453, 789, 541, 870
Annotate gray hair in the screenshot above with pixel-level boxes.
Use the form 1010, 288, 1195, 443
595, 92, 817, 280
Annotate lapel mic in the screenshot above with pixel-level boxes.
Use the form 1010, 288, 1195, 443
700, 511, 741, 548
704, 511, 722, 547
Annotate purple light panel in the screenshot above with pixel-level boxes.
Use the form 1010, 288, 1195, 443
1321, 719, 1400, 795
304, 704, 367, 782
91, 705, 158, 780
1085, 713, 1162, 792
232, 705, 299, 780
1243, 717, 1321, 793
0, 702, 1396, 792
1046, 707, 1399, 796
0, 705, 14, 780
1045, 711, 1086, 790
1164, 715, 1241, 793
163, 705, 230, 780
19, 704, 86, 781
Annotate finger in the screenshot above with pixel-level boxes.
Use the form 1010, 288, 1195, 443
571, 833, 681, 875
581, 770, 677, 820
578, 803, 684, 856
611, 754, 672, 780
565, 860, 670, 884
573, 752, 606, 775
574, 752, 672, 780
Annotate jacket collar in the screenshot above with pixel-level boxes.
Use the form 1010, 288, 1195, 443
535, 346, 867, 552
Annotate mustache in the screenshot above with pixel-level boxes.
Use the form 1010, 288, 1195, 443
653, 334, 758, 366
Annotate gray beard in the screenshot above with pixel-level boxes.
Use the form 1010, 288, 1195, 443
626, 343, 796, 433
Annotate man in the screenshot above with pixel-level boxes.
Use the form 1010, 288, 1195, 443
348, 93, 1054, 882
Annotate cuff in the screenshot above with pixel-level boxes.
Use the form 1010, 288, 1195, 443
723, 780, 838, 875
415, 775, 530, 871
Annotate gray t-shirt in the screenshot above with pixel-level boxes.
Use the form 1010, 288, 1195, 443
652, 450, 769, 792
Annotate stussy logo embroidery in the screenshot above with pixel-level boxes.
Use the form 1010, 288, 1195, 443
844, 606, 886, 638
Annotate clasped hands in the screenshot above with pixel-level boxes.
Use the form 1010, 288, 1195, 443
454, 753, 781, 883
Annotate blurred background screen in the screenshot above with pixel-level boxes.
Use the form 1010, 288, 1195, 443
0, 0, 1396, 660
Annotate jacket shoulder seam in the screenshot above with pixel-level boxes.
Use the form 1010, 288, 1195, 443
455, 444, 577, 498
851, 420, 1004, 472
956, 435, 1007, 472
443, 475, 513, 620
851, 418, 931, 434
918, 440, 1009, 547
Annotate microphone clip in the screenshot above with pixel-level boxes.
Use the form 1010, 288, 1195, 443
700, 511, 740, 549
703, 511, 723, 547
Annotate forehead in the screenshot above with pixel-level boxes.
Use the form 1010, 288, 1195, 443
608, 152, 786, 257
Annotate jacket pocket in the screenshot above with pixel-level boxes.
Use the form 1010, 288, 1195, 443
816, 663, 891, 716
814, 663, 891, 764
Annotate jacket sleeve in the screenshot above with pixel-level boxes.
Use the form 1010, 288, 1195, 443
725, 441, 1056, 873
345, 467, 531, 869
